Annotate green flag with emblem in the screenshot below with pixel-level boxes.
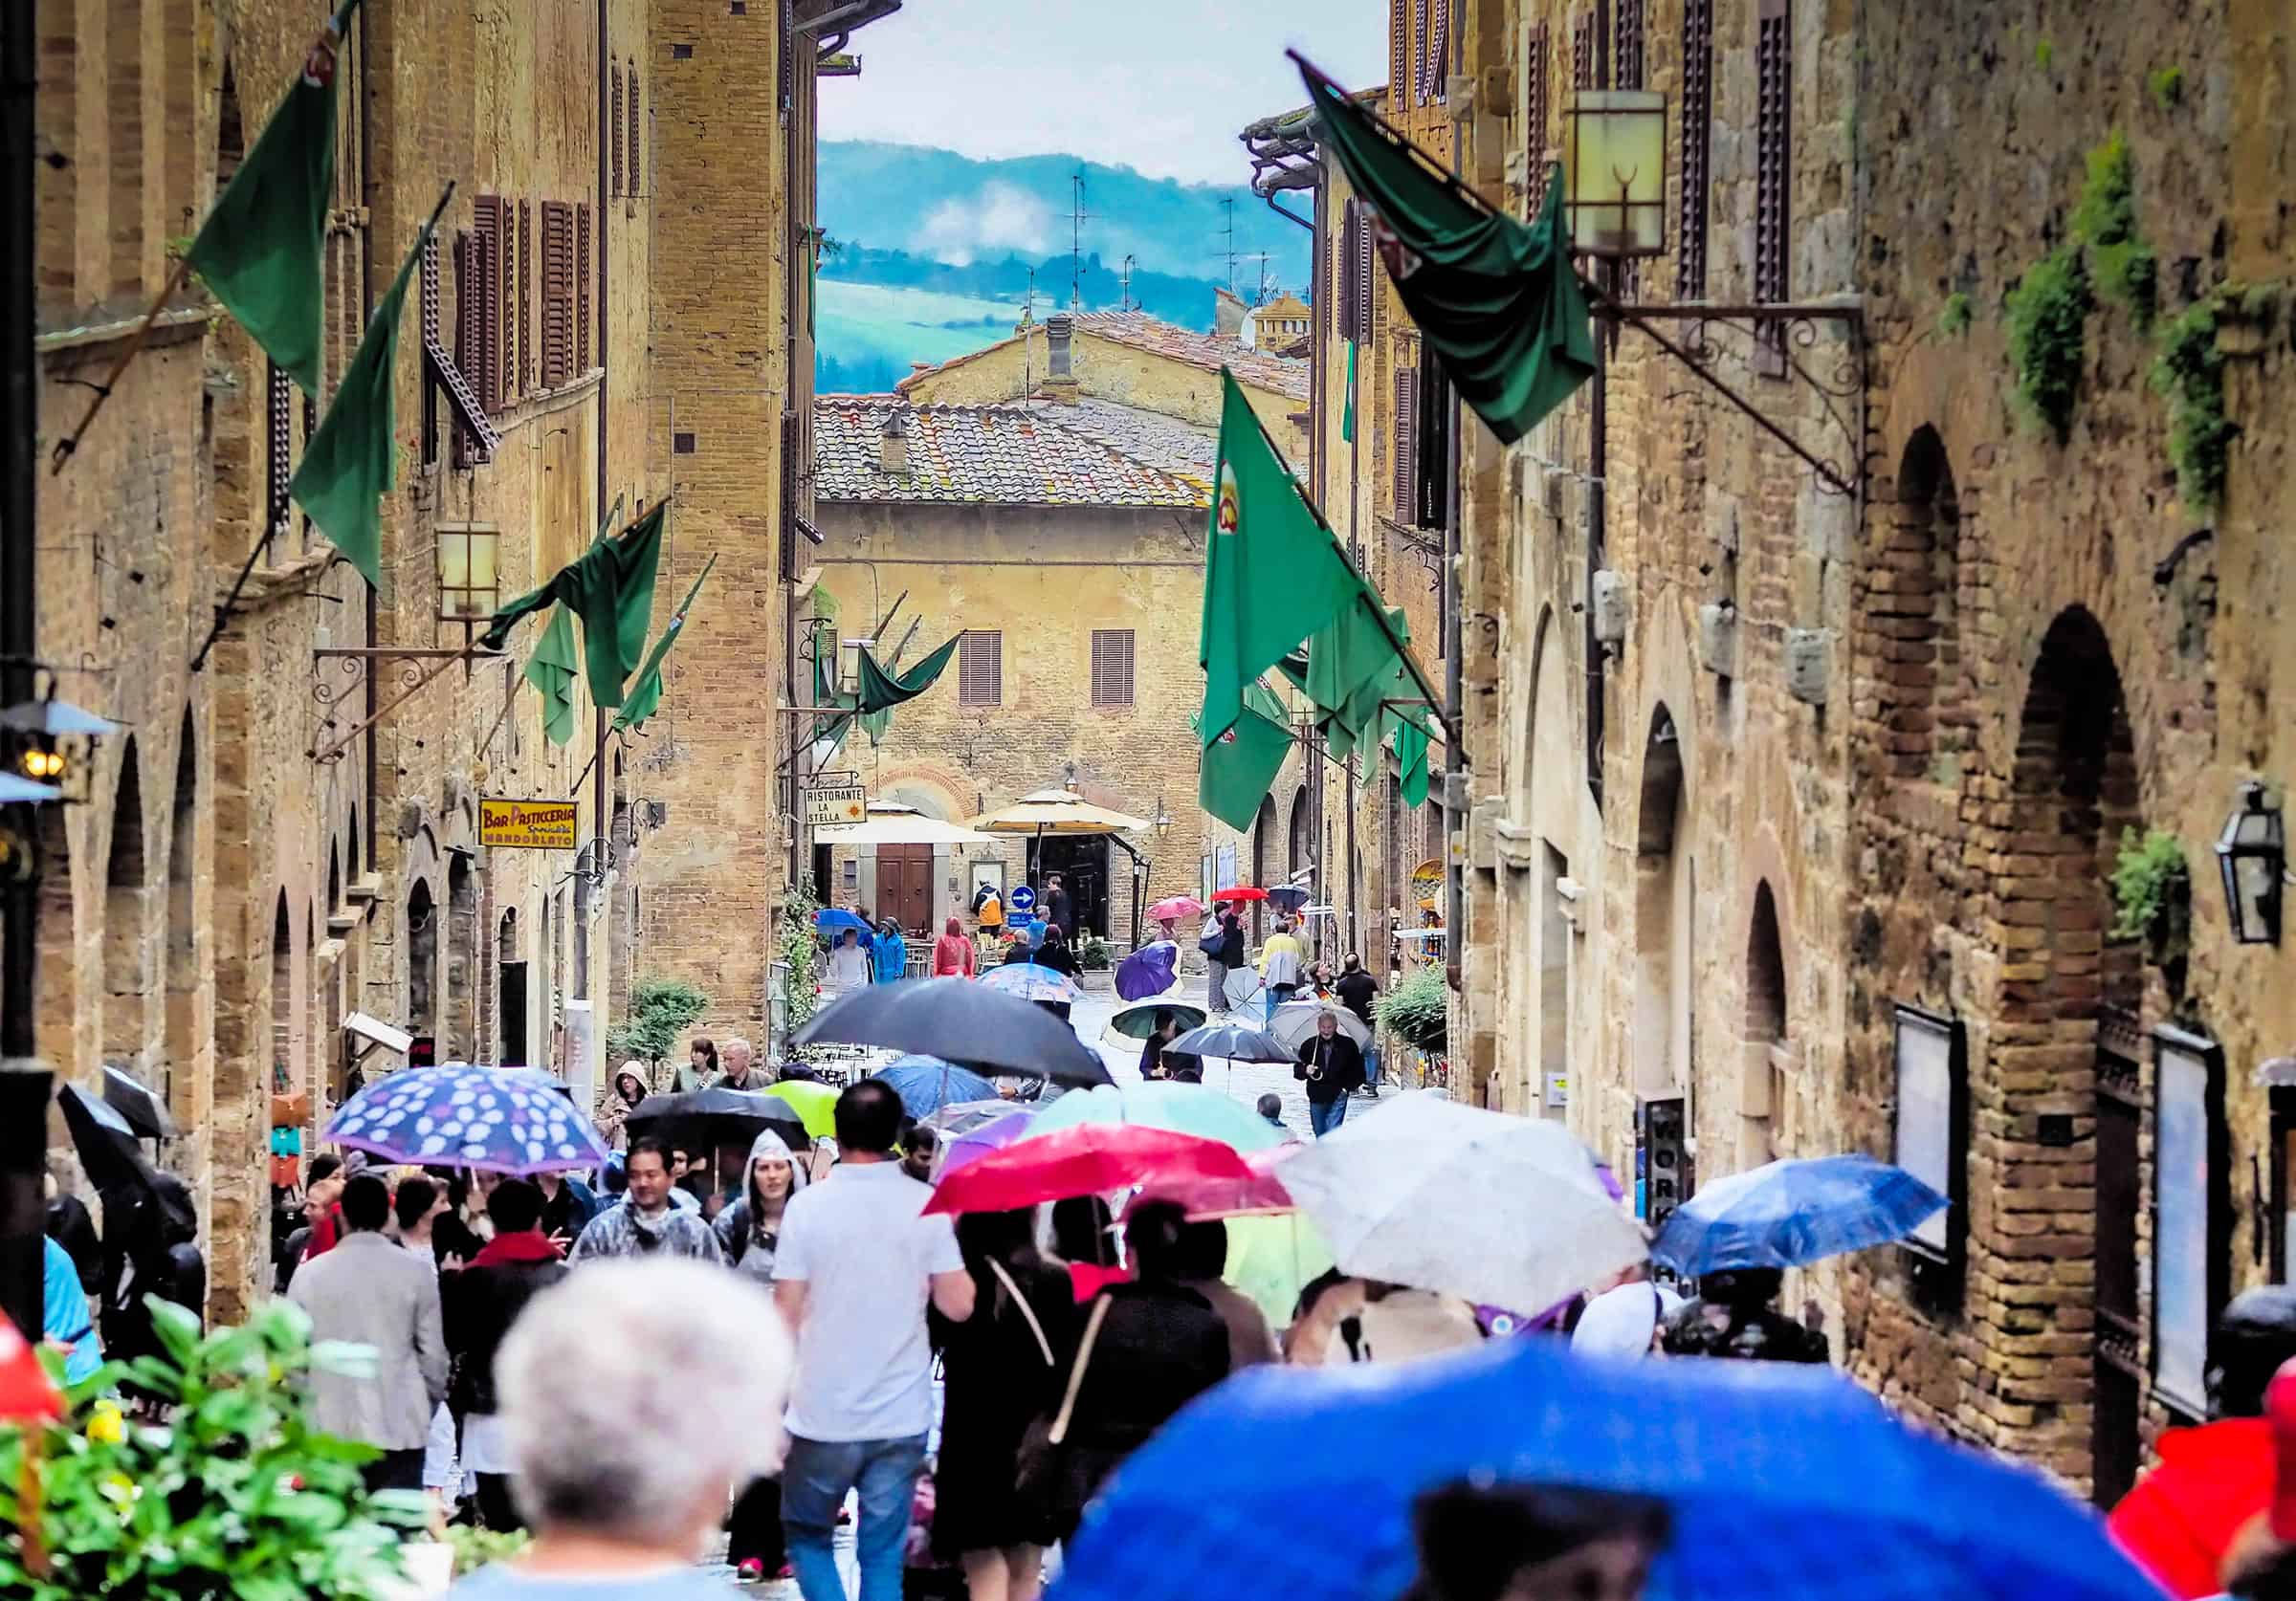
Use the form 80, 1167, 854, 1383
185, 2, 361, 397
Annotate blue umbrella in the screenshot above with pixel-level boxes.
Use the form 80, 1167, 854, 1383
1115, 942, 1180, 1001
326, 1064, 611, 1175
1057, 1337, 2157, 1601
978, 962, 1085, 1003
795, 976, 1114, 1086
1266, 884, 1312, 913
816, 907, 872, 938
874, 1055, 1000, 1119
1166, 1022, 1295, 1064
1650, 1153, 1946, 1276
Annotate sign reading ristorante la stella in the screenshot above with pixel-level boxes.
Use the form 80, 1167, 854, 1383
479, 798, 580, 850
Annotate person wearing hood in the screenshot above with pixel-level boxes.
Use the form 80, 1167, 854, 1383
444, 1177, 569, 1530
2113, 1285, 2296, 1597
1658, 1267, 1828, 1364
714, 1129, 809, 1581
566, 1139, 725, 1264
933, 915, 978, 978
598, 1064, 650, 1152
1570, 1278, 1685, 1360
99, 1171, 207, 1371
872, 919, 908, 985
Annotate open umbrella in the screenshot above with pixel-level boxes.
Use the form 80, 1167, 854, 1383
326, 1064, 611, 1175
1055, 1330, 2159, 1601
1107, 1000, 1208, 1041
1213, 886, 1269, 904
795, 976, 1114, 1087
1147, 895, 1205, 923
816, 907, 872, 938
57, 1082, 157, 1195
925, 1124, 1250, 1217
763, 1079, 841, 1139
625, 1085, 810, 1151
100, 1064, 176, 1139
928, 1101, 1038, 1178
1267, 999, 1372, 1052
1115, 942, 1181, 1001
977, 962, 1085, 1004
1130, 1142, 1302, 1217
1279, 1091, 1645, 1315
1265, 885, 1312, 913
1167, 1022, 1295, 1065
1023, 1081, 1285, 1153
874, 1056, 1000, 1120
1650, 1153, 1947, 1276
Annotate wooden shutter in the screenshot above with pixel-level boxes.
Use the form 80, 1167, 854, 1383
1393, 363, 1418, 522
1390, 0, 1408, 112
959, 631, 1003, 706
1755, 0, 1791, 369
779, 0, 793, 116
1429, 0, 1449, 102
541, 201, 572, 387
519, 201, 534, 391
1411, 0, 1429, 105
576, 203, 592, 373
265, 361, 293, 539
1526, 24, 1551, 212
1337, 200, 1359, 343
1615, 0, 1645, 91
628, 72, 641, 193
473, 196, 504, 411
1572, 13, 1593, 90
610, 64, 624, 196
1680, 0, 1713, 299
1357, 201, 1375, 337
1091, 630, 1135, 707
779, 412, 799, 581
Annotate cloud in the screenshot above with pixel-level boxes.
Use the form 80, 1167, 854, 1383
913, 182, 1053, 267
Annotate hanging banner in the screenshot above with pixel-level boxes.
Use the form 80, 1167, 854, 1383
480, 798, 581, 850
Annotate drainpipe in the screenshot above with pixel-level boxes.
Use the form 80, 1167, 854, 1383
592, 0, 611, 967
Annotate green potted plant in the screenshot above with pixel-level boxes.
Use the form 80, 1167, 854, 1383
0, 1299, 430, 1600
1376, 964, 1449, 1055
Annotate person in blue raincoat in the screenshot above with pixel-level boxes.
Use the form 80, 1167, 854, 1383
872, 917, 909, 984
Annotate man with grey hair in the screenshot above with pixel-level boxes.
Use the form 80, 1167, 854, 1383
716, 1036, 764, 1092
440, 1258, 793, 1598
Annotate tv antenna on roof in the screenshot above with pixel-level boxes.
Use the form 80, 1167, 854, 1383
1070, 169, 1094, 312
1119, 253, 1136, 313
1219, 197, 1238, 292
1246, 252, 1274, 306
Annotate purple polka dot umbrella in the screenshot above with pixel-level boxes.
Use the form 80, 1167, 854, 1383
323, 1063, 608, 1175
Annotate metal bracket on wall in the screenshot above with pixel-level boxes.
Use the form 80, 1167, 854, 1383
1597, 300, 1867, 499
308, 647, 506, 766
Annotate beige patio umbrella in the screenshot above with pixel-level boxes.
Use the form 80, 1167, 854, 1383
966, 789, 1153, 835
813, 800, 999, 847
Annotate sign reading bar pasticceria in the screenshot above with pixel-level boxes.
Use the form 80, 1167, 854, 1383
480, 798, 581, 850
803, 783, 868, 827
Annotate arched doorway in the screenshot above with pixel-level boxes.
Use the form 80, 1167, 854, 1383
497, 909, 527, 1065
1288, 786, 1312, 886
270, 891, 296, 1091
1745, 880, 1789, 1164
446, 856, 475, 1059
406, 879, 437, 1040
165, 713, 198, 1122
102, 737, 149, 1068
1871, 427, 1964, 784
1632, 705, 1689, 1102
1995, 606, 2144, 1503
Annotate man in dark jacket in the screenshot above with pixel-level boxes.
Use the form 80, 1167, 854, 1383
444, 1177, 570, 1529
1294, 1011, 1366, 1138
533, 1169, 601, 1250
1045, 873, 1073, 943
1659, 1268, 1829, 1364
101, 1172, 207, 1371
1334, 953, 1382, 1092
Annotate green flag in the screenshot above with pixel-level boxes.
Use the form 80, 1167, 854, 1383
524, 605, 582, 747
185, 2, 360, 397
481, 502, 667, 708
1307, 582, 1410, 745
1394, 714, 1432, 807
1199, 370, 1358, 751
854, 633, 960, 713
613, 555, 718, 732
1340, 340, 1358, 444
290, 193, 438, 588
1304, 66, 1596, 444
1199, 678, 1295, 831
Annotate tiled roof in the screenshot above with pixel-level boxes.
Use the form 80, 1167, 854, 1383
1058, 399, 1217, 489
813, 398, 1207, 509
1074, 311, 1311, 402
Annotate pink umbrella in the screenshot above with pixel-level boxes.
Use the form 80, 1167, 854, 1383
926, 1125, 1252, 1217
1148, 895, 1206, 922
1128, 1143, 1303, 1220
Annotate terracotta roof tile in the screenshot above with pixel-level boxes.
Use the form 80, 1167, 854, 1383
813, 398, 1207, 509
1073, 311, 1311, 402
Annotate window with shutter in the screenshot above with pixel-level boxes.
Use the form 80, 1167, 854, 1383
1429, 0, 1449, 102
1337, 200, 1359, 343
610, 63, 624, 195
519, 201, 534, 391
959, 631, 1003, 706
1417, 346, 1451, 533
442, 234, 501, 467
1390, 0, 1408, 113
1393, 363, 1418, 522
1680, 0, 1713, 300
1411, 0, 1429, 105
541, 201, 573, 387
1357, 202, 1375, 337
779, 413, 799, 581
265, 361, 292, 548
1615, 0, 1645, 90
1572, 13, 1593, 90
473, 196, 506, 412
629, 73, 641, 193
499, 200, 520, 405
1755, 0, 1791, 374
1526, 24, 1551, 213
1090, 630, 1135, 708
778, 0, 793, 117
576, 203, 592, 374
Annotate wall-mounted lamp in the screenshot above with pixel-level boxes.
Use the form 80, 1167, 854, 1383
436, 523, 502, 622
2217, 780, 2285, 946
1564, 90, 1668, 259
0, 693, 119, 804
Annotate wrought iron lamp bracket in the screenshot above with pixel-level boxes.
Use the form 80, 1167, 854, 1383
307, 647, 506, 765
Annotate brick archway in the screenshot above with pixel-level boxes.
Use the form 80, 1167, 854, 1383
1976, 603, 2143, 1495
1862, 426, 1968, 788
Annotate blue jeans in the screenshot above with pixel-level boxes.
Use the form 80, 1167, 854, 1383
782, 1432, 928, 1601
1362, 1041, 1381, 1089
1264, 983, 1296, 1025
1309, 1096, 1349, 1137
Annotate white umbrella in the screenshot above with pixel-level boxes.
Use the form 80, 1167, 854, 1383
1279, 1090, 1645, 1315
1268, 998, 1372, 1051
966, 788, 1152, 835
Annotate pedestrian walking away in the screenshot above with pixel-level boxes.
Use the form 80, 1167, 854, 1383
774, 1079, 977, 1601
1044, 874, 1073, 947
1294, 1010, 1366, 1138
1034, 923, 1078, 1021
436, 1259, 792, 1601
444, 1178, 570, 1531
934, 915, 978, 977
286, 1173, 449, 1493
1172, 1217, 1279, 1371
1255, 1093, 1290, 1138
712, 1129, 808, 1581
1334, 953, 1382, 1092
1258, 917, 1304, 1026
567, 1138, 726, 1262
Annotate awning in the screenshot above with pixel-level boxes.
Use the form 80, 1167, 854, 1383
815, 801, 999, 847
968, 789, 1152, 836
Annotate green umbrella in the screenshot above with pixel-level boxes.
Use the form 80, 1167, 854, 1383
1106, 1000, 1209, 1042
1020, 1081, 1283, 1154
765, 1079, 839, 1139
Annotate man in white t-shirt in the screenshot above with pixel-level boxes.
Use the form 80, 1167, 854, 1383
774, 1080, 975, 1601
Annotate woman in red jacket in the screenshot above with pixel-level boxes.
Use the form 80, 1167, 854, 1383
932, 915, 977, 977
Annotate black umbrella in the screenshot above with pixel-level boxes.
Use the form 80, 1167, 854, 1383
1166, 1022, 1297, 1064
624, 1086, 810, 1151
58, 1082, 159, 1195
794, 977, 1115, 1087
102, 1064, 176, 1140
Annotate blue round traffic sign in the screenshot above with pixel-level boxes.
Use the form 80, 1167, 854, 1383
1007, 885, 1038, 913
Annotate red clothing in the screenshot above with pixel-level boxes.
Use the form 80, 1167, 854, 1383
1067, 1261, 1132, 1304
2109, 1417, 2275, 1598
473, 1230, 564, 1267
933, 932, 977, 977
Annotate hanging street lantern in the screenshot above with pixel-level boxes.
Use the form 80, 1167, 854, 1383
435, 523, 502, 622
1563, 90, 1668, 259
2218, 779, 2285, 946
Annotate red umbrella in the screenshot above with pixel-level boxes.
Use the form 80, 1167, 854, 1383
0, 1317, 61, 1423
1129, 1143, 1303, 1220
925, 1124, 1252, 1217
1214, 886, 1269, 904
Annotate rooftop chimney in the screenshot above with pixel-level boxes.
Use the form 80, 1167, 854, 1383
879, 410, 911, 475
1214, 287, 1247, 340
1041, 313, 1079, 404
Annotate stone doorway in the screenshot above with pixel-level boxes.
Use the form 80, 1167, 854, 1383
875, 844, 934, 937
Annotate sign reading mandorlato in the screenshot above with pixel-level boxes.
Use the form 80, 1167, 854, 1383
479, 798, 581, 851
803, 783, 868, 827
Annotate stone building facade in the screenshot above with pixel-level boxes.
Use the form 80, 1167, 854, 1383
1416, 0, 2296, 1499
28, 0, 885, 1319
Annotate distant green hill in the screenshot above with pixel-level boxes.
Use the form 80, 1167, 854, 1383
814, 141, 1313, 394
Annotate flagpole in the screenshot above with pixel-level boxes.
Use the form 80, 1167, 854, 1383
1288, 51, 1496, 219
47, 252, 196, 473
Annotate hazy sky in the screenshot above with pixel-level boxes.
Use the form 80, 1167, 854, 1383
818, 0, 1391, 186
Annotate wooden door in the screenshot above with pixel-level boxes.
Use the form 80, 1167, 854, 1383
877, 844, 933, 935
